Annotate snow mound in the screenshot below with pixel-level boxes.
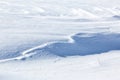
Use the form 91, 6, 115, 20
18, 33, 120, 60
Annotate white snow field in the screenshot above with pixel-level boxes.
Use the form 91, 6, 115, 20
1, 0, 120, 80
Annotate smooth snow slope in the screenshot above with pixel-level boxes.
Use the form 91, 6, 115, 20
0, 0, 120, 80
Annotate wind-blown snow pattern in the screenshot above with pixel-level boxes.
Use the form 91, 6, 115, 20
16, 33, 120, 60
1, 32, 120, 62
1, 0, 120, 80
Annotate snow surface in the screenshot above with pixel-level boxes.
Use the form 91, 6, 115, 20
0, 0, 120, 80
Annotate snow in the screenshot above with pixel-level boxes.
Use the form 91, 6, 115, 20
0, 0, 120, 80
1, 51, 120, 80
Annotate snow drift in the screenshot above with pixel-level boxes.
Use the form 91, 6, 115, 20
1, 0, 120, 80
18, 33, 120, 60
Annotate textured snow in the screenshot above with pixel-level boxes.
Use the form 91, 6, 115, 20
0, 0, 120, 80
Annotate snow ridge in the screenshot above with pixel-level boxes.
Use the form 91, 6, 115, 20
12, 33, 120, 61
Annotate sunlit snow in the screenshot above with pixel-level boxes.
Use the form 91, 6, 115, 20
0, 0, 120, 80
